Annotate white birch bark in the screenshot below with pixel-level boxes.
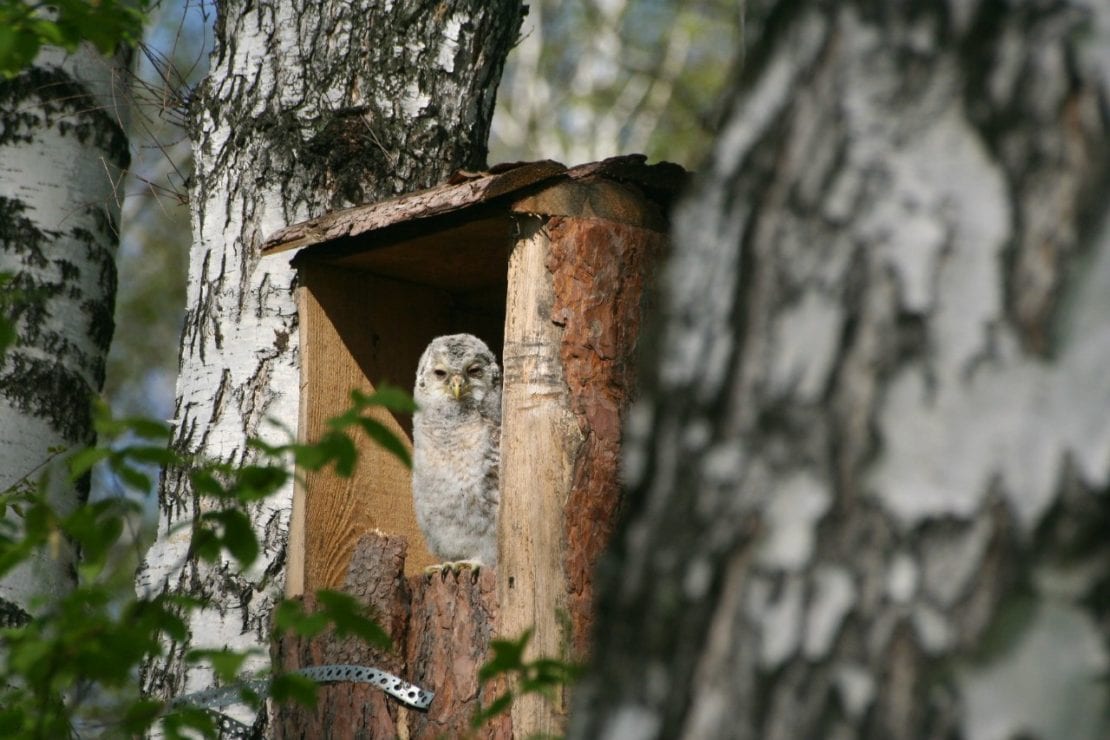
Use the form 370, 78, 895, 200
0, 45, 129, 622
572, 2, 1110, 738
136, 0, 523, 710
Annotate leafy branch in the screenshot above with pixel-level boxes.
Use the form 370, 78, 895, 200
0, 0, 148, 76
0, 387, 413, 738
473, 628, 582, 731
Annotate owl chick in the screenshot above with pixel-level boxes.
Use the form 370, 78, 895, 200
412, 333, 501, 571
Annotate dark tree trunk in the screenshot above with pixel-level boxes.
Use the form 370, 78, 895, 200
571, 3, 1110, 739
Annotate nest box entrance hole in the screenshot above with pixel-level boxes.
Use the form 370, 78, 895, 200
287, 214, 515, 593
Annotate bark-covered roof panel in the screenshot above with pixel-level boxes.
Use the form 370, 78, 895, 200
260, 155, 687, 259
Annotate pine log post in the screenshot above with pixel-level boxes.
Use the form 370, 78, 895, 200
273, 532, 510, 739
406, 564, 508, 739
272, 534, 409, 737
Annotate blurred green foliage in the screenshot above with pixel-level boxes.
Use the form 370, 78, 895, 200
106, 0, 211, 419
0, 389, 412, 737
0, 0, 147, 76
0, 382, 580, 737
473, 628, 582, 729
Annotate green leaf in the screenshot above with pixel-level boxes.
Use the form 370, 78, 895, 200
271, 599, 303, 632
270, 673, 318, 707
5, 634, 52, 675
120, 444, 177, 465
316, 590, 391, 649
189, 525, 220, 563
238, 683, 265, 710
247, 437, 286, 456
186, 648, 249, 684
76, 559, 106, 583
0, 311, 14, 356
0, 539, 36, 579
29, 19, 66, 47
114, 462, 152, 492
119, 416, 172, 440
91, 399, 125, 437
63, 501, 125, 562
289, 440, 330, 471
350, 386, 417, 414
189, 469, 226, 498
121, 698, 165, 735
68, 447, 111, 479
0, 27, 39, 77
471, 691, 514, 726
472, 628, 581, 729
479, 629, 532, 681
200, 509, 259, 566
232, 464, 288, 501
161, 704, 218, 740
321, 432, 359, 476
93, 404, 171, 442
134, 598, 190, 643
354, 417, 411, 468
272, 599, 329, 638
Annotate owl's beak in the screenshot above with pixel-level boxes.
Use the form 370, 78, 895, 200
449, 375, 464, 399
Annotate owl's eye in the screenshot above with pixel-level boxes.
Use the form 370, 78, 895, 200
433, 369, 447, 379
467, 365, 483, 378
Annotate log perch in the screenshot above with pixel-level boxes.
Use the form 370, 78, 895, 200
272, 533, 505, 739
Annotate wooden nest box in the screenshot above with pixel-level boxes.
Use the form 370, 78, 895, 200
262, 155, 685, 732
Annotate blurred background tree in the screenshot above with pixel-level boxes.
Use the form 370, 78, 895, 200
490, 0, 740, 165
104, 0, 212, 420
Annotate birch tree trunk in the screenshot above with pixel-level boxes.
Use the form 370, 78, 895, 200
137, 0, 524, 709
0, 45, 129, 622
571, 3, 1110, 739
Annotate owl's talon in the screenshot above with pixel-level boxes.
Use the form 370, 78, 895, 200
449, 559, 481, 573
423, 560, 482, 577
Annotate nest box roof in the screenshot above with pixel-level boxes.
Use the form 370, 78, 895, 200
259, 155, 686, 291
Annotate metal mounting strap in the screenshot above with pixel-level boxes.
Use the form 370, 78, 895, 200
173, 663, 435, 712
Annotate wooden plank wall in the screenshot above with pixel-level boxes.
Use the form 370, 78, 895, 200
291, 263, 447, 590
